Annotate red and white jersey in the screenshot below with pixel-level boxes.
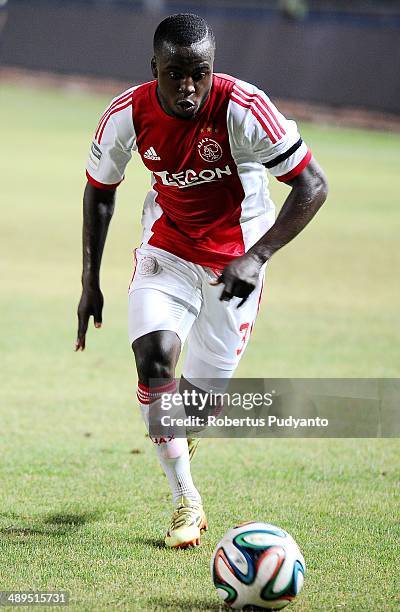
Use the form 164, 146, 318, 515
86, 74, 311, 269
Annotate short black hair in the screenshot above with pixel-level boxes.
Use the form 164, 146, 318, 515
153, 13, 215, 55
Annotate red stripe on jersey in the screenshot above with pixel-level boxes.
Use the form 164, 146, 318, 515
231, 95, 277, 143
214, 73, 237, 83
277, 149, 312, 182
234, 84, 286, 136
232, 90, 281, 140
95, 91, 133, 137
97, 100, 133, 143
233, 85, 286, 139
95, 90, 134, 140
86, 170, 122, 189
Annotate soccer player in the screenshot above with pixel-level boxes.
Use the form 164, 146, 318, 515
76, 14, 328, 548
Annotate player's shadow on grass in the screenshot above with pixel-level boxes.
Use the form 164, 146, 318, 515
148, 596, 224, 610
130, 535, 165, 549
132, 534, 218, 552
0, 510, 101, 538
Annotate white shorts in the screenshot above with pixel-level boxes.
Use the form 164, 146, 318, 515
128, 245, 265, 380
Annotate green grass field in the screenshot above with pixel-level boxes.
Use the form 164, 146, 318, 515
1, 83, 399, 611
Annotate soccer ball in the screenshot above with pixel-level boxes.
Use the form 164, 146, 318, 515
211, 521, 305, 610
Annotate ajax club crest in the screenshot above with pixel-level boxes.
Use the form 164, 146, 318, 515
197, 137, 223, 163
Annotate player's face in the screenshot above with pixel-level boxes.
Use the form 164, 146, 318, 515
152, 40, 214, 119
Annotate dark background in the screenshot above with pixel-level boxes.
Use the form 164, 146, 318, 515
1, 0, 400, 113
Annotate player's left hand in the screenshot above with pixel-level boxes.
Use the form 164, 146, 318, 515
214, 253, 264, 307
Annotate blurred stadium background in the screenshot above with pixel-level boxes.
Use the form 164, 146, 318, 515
2, 0, 400, 120
1, 1, 399, 610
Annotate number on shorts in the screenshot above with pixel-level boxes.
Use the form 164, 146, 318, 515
236, 322, 250, 356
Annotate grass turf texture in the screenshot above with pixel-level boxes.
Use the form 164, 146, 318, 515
1, 83, 399, 610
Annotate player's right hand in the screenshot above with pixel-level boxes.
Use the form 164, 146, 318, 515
75, 286, 104, 351
213, 252, 263, 307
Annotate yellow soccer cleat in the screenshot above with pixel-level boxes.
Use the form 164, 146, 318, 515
165, 496, 208, 549
187, 437, 200, 461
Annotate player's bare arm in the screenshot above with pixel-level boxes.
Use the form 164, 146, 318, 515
218, 158, 328, 305
75, 182, 116, 351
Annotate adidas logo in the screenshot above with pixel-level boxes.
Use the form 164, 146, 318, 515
143, 146, 161, 161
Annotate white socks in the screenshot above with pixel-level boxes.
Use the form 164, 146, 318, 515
137, 381, 201, 505
156, 443, 201, 505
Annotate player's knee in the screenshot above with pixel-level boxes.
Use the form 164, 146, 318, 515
132, 331, 180, 384
135, 353, 174, 382
148, 360, 174, 382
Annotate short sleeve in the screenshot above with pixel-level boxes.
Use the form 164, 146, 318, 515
227, 79, 311, 183
86, 87, 137, 189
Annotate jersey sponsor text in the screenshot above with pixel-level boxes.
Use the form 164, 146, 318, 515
153, 164, 232, 189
